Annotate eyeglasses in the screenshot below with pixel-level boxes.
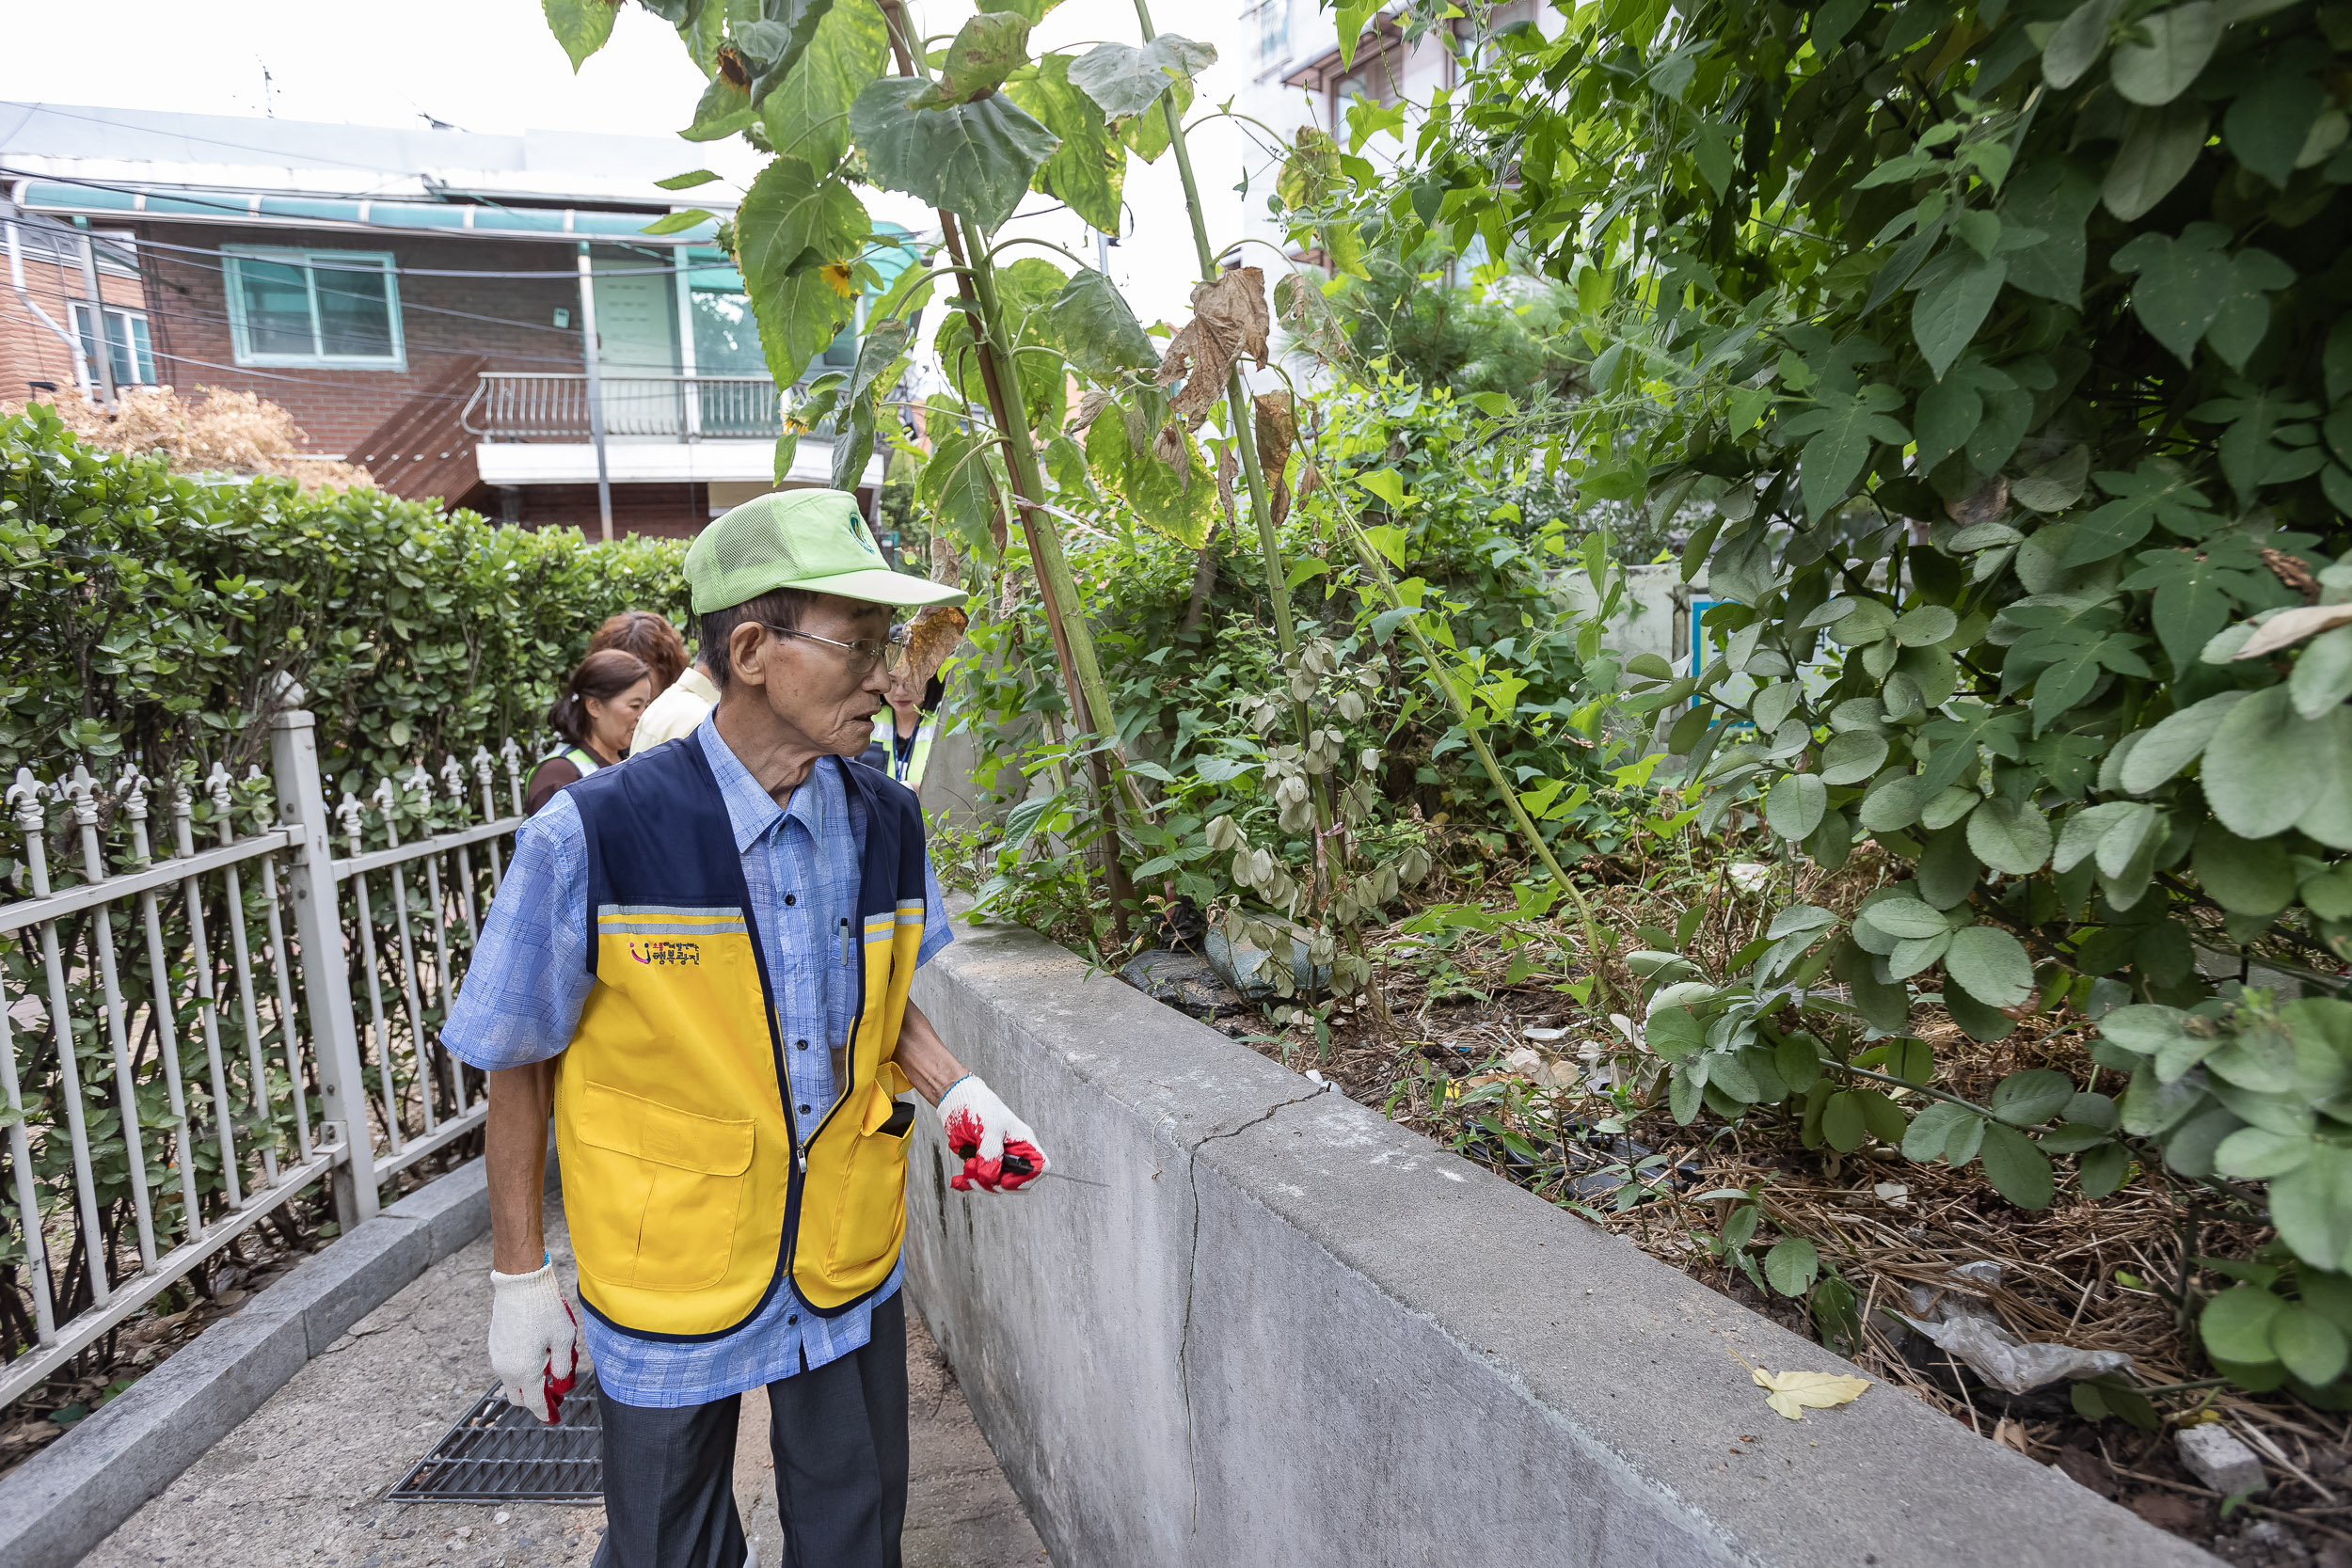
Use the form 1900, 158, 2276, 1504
761, 621, 910, 676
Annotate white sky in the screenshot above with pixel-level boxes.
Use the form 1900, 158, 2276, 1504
0, 0, 1261, 325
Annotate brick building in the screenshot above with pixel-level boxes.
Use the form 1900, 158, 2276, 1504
1, 103, 908, 537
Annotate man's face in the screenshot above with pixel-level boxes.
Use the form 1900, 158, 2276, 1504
733, 594, 895, 757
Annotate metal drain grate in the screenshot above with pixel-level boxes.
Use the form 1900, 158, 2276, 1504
389, 1370, 603, 1503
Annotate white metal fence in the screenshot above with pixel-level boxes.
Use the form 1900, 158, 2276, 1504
0, 702, 531, 1406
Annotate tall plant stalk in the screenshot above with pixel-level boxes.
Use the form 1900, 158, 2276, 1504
1133, 0, 1339, 883
875, 0, 1136, 936
1333, 506, 1614, 1006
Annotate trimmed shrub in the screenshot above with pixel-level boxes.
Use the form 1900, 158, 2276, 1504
0, 404, 691, 795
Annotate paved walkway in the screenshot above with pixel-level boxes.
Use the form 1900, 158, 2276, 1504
86, 1193, 1050, 1568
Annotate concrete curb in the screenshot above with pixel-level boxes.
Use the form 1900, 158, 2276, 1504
0, 1154, 507, 1568
905, 912, 2222, 1568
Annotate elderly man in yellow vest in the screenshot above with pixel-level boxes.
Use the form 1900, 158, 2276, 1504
444, 490, 1046, 1568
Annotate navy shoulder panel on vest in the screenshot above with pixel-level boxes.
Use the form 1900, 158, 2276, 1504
572, 742, 747, 972
831, 755, 927, 906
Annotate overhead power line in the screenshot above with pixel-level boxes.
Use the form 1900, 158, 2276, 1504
2, 102, 750, 196
4, 169, 929, 281
0, 168, 716, 275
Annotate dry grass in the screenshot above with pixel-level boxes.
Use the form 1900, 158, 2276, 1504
6, 386, 374, 492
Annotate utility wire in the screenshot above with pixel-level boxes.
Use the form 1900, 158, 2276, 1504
1, 168, 710, 273
0, 103, 740, 237
2, 102, 753, 201
66, 280, 611, 367
8, 209, 768, 370
12, 209, 692, 342
8, 266, 604, 379
2, 168, 925, 280
0, 186, 857, 397
8, 274, 774, 401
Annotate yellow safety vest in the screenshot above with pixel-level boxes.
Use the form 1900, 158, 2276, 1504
869, 712, 937, 789
550, 740, 927, 1339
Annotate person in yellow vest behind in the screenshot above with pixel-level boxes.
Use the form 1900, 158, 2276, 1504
856, 605, 965, 789
443, 490, 1042, 1568
859, 669, 944, 789
522, 649, 654, 816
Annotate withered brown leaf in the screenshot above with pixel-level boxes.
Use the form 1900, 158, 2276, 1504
1071, 386, 1115, 434
903, 605, 969, 687
1152, 422, 1192, 491
1154, 267, 1269, 431
1273, 270, 1348, 364
1943, 477, 2007, 529
1253, 391, 1295, 529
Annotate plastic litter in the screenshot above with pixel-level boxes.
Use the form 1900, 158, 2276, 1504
1201, 915, 1332, 1000
1118, 949, 1248, 1019
1894, 1260, 2131, 1395
1501, 1045, 1581, 1088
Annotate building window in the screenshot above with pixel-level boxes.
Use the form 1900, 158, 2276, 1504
223, 248, 405, 369
1247, 0, 1289, 65
685, 249, 766, 376
70, 303, 157, 388
12, 222, 139, 277
89, 230, 141, 277
821, 299, 863, 370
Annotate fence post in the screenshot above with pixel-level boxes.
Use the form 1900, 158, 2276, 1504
268, 703, 380, 1229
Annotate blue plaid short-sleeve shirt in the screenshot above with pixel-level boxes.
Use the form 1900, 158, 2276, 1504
444, 717, 951, 1408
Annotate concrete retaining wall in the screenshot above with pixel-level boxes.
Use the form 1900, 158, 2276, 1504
905, 914, 2217, 1568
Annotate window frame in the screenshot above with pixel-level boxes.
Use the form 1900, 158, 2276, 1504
1246, 0, 1290, 66
89, 229, 141, 278
68, 302, 158, 388
222, 246, 406, 370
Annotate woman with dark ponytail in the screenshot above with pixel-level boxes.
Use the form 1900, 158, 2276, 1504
523, 649, 653, 816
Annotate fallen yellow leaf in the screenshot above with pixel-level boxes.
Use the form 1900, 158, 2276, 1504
1743, 1361, 1870, 1420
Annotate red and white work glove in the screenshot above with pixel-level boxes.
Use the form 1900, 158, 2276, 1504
488, 1257, 580, 1423
937, 1075, 1047, 1193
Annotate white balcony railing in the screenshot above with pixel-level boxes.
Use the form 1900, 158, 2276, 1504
459, 372, 834, 442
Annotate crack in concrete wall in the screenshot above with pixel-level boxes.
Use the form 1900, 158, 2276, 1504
1175, 1084, 1334, 1537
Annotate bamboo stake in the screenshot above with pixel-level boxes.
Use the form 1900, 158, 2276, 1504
1332, 504, 1613, 1000
1134, 0, 1340, 890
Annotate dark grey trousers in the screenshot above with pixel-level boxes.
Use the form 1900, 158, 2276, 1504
591, 1292, 910, 1568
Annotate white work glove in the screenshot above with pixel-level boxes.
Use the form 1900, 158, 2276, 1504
936, 1074, 1047, 1194
488, 1258, 581, 1423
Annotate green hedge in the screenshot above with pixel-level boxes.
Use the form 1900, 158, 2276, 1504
0, 404, 691, 798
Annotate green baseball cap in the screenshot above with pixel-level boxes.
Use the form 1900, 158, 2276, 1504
684, 489, 962, 614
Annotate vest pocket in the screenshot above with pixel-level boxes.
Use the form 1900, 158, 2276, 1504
573, 1082, 754, 1293
826, 1082, 914, 1277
